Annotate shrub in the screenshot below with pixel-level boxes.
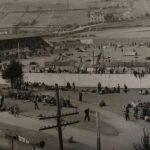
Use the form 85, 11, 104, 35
99, 100, 106, 107
133, 128, 150, 150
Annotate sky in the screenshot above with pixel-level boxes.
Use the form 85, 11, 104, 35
0, 0, 92, 10
0, 0, 149, 14
0, 0, 91, 4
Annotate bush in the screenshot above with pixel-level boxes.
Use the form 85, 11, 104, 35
133, 128, 150, 150
99, 100, 106, 107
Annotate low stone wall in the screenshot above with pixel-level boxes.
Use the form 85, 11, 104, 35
0, 73, 149, 89
0, 136, 10, 150
24, 73, 150, 88
0, 132, 39, 150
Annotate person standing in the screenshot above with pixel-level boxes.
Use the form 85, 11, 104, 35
72, 82, 76, 91
79, 92, 83, 102
84, 108, 90, 121
134, 106, 139, 119
117, 84, 120, 93
98, 82, 102, 92
14, 104, 20, 117
124, 106, 130, 121
124, 84, 128, 93
0, 91, 4, 107
34, 100, 39, 110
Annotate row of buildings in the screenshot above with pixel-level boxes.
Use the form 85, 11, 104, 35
88, 8, 133, 24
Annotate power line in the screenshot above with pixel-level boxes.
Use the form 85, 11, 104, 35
39, 83, 79, 150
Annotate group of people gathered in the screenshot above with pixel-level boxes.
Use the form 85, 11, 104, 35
9, 89, 75, 111
0, 91, 20, 117
124, 101, 150, 122
133, 70, 145, 78
97, 82, 128, 94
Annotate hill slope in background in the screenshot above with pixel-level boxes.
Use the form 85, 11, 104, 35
0, 0, 149, 29
0, 0, 149, 11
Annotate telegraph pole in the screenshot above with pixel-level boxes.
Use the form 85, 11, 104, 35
93, 51, 95, 65
55, 83, 64, 150
67, 0, 69, 10
39, 84, 79, 150
17, 42, 20, 60
11, 138, 14, 150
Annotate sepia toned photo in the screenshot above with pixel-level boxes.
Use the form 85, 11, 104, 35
0, 0, 150, 150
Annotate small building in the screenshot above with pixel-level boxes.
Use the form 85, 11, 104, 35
44, 61, 77, 73
89, 9, 105, 24
29, 62, 41, 73
80, 39, 93, 45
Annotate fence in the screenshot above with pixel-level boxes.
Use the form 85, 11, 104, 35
0, 130, 42, 150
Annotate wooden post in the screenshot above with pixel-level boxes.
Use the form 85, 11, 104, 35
18, 42, 20, 60
67, 0, 69, 10
32, 145, 36, 150
93, 51, 95, 65
11, 138, 14, 150
55, 84, 64, 150
96, 112, 101, 150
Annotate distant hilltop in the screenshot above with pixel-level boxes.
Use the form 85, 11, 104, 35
0, 0, 149, 12
0, 0, 149, 32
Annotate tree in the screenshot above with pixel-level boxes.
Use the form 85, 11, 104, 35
2, 60, 23, 89
145, 13, 150, 18
104, 13, 115, 22
134, 128, 150, 150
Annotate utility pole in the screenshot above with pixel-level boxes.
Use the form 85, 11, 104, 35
39, 83, 79, 150
67, 0, 69, 10
32, 146, 35, 150
96, 112, 101, 150
11, 138, 14, 150
55, 83, 64, 150
93, 51, 95, 65
18, 42, 20, 60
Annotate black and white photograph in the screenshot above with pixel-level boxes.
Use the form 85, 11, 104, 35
0, 0, 150, 150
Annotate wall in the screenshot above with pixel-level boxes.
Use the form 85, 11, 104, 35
0, 73, 149, 89
0, 134, 40, 150
23, 73, 150, 88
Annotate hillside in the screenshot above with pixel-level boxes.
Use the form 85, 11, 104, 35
0, 0, 149, 31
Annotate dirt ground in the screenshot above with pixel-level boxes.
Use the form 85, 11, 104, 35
0, 88, 150, 150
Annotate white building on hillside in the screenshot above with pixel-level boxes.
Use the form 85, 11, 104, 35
89, 9, 105, 24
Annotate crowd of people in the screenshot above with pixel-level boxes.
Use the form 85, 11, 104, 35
9, 81, 130, 100
20, 82, 77, 92
0, 91, 20, 117
138, 102, 150, 122
133, 70, 145, 78
97, 82, 128, 94
20, 82, 55, 91
8, 90, 75, 108
123, 100, 150, 122
29, 65, 149, 76
1, 77, 150, 126
8, 104, 20, 117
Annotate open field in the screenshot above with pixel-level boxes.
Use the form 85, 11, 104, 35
80, 26, 150, 39
0, 89, 150, 150
0, 1, 150, 150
